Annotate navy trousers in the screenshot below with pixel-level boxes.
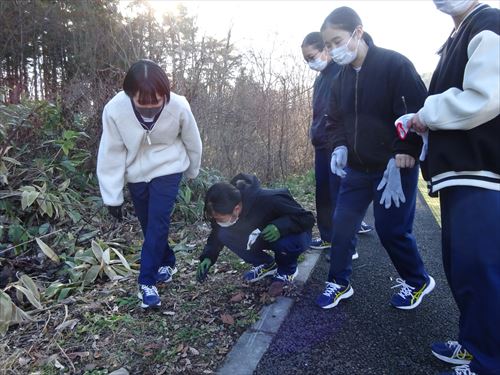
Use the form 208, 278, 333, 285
440, 186, 500, 374
328, 165, 428, 288
128, 173, 182, 285
218, 228, 311, 275
315, 147, 357, 252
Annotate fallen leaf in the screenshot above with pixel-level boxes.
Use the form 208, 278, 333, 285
188, 347, 199, 356
109, 368, 130, 375
230, 292, 245, 303
220, 313, 234, 325
67, 351, 90, 360
18, 357, 31, 366
55, 319, 79, 332
162, 311, 175, 316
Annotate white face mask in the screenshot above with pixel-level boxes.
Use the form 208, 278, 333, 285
433, 0, 475, 16
217, 216, 238, 227
330, 31, 360, 66
308, 57, 328, 72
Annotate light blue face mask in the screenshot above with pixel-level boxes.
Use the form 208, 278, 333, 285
308, 58, 328, 72
433, 0, 475, 16
330, 31, 360, 66
217, 216, 238, 227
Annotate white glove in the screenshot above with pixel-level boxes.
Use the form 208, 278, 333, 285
330, 146, 348, 178
377, 158, 406, 209
246, 229, 261, 250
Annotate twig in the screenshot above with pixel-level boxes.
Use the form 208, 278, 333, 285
0, 229, 63, 256
56, 341, 76, 373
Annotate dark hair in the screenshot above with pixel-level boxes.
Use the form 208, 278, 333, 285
321, 7, 374, 45
301, 32, 324, 50
123, 59, 170, 105
204, 182, 242, 220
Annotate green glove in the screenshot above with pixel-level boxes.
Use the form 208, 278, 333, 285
262, 224, 280, 242
196, 258, 212, 283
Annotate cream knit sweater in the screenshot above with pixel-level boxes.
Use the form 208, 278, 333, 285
96, 91, 202, 206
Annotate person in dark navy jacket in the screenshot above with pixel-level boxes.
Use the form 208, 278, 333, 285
315, 7, 435, 311
408, 1, 499, 374
301, 32, 372, 256
197, 174, 314, 297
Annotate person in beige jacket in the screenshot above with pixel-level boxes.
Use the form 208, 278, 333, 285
97, 59, 202, 308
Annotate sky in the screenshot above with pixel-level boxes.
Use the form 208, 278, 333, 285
131, 0, 500, 75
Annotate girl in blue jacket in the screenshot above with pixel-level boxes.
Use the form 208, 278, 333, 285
315, 7, 434, 310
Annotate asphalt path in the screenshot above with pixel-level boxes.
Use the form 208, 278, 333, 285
255, 193, 458, 375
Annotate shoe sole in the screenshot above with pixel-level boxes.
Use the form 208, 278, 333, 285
246, 268, 277, 283
137, 292, 161, 309
352, 252, 359, 260
393, 275, 436, 310
431, 351, 471, 365
357, 228, 373, 234
310, 244, 330, 250
157, 267, 178, 283
319, 286, 354, 309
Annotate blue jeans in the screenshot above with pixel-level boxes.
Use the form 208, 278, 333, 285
218, 228, 312, 275
315, 147, 357, 253
128, 173, 182, 285
328, 165, 428, 288
440, 186, 500, 374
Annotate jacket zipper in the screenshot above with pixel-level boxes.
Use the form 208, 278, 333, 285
353, 71, 364, 166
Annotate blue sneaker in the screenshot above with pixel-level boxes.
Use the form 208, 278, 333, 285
316, 281, 354, 309
390, 276, 435, 310
357, 221, 373, 234
157, 266, 177, 283
310, 238, 331, 250
243, 262, 277, 283
432, 341, 473, 365
268, 269, 299, 297
137, 284, 161, 308
439, 364, 477, 375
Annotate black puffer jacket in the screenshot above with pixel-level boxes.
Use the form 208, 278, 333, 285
199, 174, 315, 265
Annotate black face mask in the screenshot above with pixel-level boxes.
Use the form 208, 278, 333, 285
136, 105, 163, 119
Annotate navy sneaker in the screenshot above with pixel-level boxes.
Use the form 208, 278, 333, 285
316, 281, 354, 309
243, 262, 277, 283
137, 284, 161, 308
310, 238, 331, 250
390, 276, 435, 310
157, 266, 177, 283
268, 269, 299, 297
432, 341, 473, 365
357, 221, 373, 234
439, 364, 477, 375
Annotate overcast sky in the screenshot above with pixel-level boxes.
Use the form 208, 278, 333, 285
135, 0, 499, 74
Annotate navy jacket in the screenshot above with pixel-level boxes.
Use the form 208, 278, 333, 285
200, 174, 315, 265
310, 61, 341, 149
326, 42, 426, 172
421, 4, 500, 193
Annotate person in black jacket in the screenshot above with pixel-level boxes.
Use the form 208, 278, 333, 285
301, 32, 373, 255
315, 7, 435, 310
407, 2, 499, 374
196, 174, 314, 297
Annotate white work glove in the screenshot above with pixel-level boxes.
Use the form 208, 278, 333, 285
246, 229, 261, 250
377, 158, 406, 209
330, 146, 348, 178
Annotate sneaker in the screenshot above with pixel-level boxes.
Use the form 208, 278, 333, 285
357, 221, 373, 234
432, 341, 473, 365
439, 364, 477, 375
137, 284, 161, 308
268, 269, 299, 297
157, 266, 178, 283
316, 281, 354, 309
310, 238, 331, 250
390, 276, 435, 310
243, 262, 277, 283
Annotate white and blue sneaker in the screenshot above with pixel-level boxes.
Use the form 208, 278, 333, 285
316, 281, 354, 309
357, 221, 373, 234
432, 341, 473, 365
439, 364, 477, 375
390, 276, 435, 310
310, 238, 331, 250
243, 262, 277, 283
137, 284, 161, 308
157, 266, 177, 283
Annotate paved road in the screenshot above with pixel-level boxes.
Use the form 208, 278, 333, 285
255, 193, 458, 375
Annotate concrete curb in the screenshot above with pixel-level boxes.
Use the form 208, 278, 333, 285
217, 250, 322, 375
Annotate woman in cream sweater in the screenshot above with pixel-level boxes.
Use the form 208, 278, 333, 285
97, 60, 202, 308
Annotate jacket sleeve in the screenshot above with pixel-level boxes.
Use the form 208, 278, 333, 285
325, 81, 348, 150
268, 192, 315, 237
390, 56, 426, 159
199, 223, 224, 265
96, 105, 127, 206
418, 30, 500, 130
179, 97, 203, 179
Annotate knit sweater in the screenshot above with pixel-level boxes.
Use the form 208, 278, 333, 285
97, 91, 202, 206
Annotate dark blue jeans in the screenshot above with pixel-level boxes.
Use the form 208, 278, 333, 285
218, 228, 312, 275
315, 147, 357, 252
128, 173, 182, 285
328, 165, 428, 288
440, 186, 500, 374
